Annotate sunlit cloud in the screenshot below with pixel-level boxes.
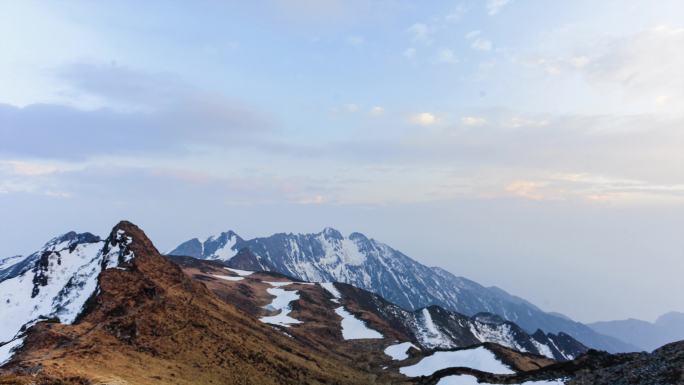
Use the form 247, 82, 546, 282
369, 106, 385, 116
410, 112, 437, 126
461, 116, 487, 127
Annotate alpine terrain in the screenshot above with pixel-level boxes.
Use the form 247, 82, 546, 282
170, 228, 635, 352
2, 221, 680, 384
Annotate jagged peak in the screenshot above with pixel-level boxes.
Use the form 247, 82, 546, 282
41, 231, 101, 252
206, 230, 242, 243
102, 221, 158, 265
319, 227, 343, 239
348, 232, 369, 241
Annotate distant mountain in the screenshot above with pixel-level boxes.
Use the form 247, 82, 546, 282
170, 228, 636, 352
588, 312, 684, 352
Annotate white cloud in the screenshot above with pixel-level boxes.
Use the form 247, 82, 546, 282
486, 0, 512, 15
571, 56, 590, 68
505, 180, 547, 200
437, 48, 459, 64
410, 112, 437, 126
369, 106, 385, 116
408, 23, 433, 44
508, 116, 549, 128
466, 30, 492, 51
445, 5, 467, 23
461, 116, 487, 126
465, 30, 481, 40
583, 25, 684, 110
471, 38, 492, 51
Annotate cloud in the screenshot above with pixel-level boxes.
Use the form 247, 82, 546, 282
461, 116, 487, 126
0, 63, 273, 160
582, 26, 684, 108
505, 180, 547, 200
0, 160, 63, 176
503, 173, 684, 203
486, 0, 512, 15
437, 48, 459, 64
445, 5, 467, 23
410, 112, 437, 126
466, 30, 492, 51
369, 106, 385, 116
471, 38, 493, 51
407, 23, 433, 44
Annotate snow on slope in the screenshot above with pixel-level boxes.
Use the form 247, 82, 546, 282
335, 307, 383, 340
212, 274, 244, 282
416, 308, 451, 348
384, 342, 418, 360
320, 282, 342, 303
436, 376, 564, 385
260, 287, 302, 327
224, 267, 253, 276
0, 338, 24, 366
0, 228, 136, 365
399, 346, 514, 377
0, 239, 102, 343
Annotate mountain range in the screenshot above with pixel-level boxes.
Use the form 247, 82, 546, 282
588, 312, 684, 352
170, 228, 637, 352
2, 221, 681, 385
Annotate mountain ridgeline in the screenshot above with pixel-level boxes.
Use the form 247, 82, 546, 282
170, 228, 636, 352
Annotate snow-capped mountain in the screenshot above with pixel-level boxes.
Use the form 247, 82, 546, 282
170, 227, 635, 352
328, 281, 586, 361
0, 225, 136, 352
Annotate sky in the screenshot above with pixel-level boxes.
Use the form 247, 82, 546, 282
1, 0, 682, 323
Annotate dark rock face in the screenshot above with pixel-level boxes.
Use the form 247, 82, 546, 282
170, 228, 635, 352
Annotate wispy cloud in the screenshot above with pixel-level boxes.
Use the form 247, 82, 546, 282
486, 0, 511, 15
0, 63, 273, 160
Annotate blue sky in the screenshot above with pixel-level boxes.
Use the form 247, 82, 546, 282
1, 0, 683, 323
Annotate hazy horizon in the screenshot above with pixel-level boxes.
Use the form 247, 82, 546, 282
1, 1, 683, 325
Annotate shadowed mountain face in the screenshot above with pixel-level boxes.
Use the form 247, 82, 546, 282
170, 228, 636, 352
589, 312, 684, 352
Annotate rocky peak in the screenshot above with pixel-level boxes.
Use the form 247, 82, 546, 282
320, 227, 343, 240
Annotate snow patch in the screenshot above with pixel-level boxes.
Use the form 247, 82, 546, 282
0, 338, 23, 366
415, 308, 450, 348
265, 281, 292, 287
224, 267, 253, 277
212, 274, 244, 282
436, 375, 565, 385
320, 282, 341, 298
399, 346, 514, 377
0, 241, 103, 343
212, 235, 238, 260
532, 340, 554, 359
335, 307, 383, 340
260, 287, 302, 327
384, 341, 418, 360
